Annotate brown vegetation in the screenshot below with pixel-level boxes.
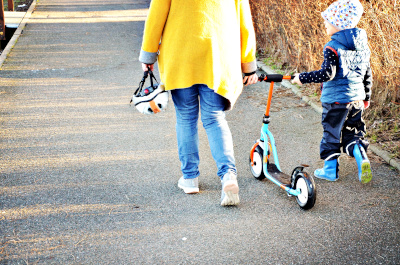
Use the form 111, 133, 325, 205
3, 0, 33, 11
250, 0, 400, 159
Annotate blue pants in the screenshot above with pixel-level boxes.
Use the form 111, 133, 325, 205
320, 101, 369, 160
171, 84, 236, 179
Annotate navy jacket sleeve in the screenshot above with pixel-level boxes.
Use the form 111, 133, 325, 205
299, 48, 338, 84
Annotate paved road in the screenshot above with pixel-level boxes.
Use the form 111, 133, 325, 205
1, 0, 399, 264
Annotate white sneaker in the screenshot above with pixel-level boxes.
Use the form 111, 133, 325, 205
178, 176, 199, 194
221, 172, 240, 206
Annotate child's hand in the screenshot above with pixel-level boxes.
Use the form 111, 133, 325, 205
364, 100, 370, 109
291, 73, 302, 86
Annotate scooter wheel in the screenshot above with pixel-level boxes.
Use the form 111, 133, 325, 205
293, 172, 316, 210
249, 145, 266, 180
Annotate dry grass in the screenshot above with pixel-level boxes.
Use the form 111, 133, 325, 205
250, 0, 400, 159
3, 0, 33, 11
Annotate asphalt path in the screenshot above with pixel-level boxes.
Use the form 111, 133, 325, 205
1, 0, 399, 264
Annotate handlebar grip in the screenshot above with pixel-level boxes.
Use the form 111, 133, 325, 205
260, 74, 283, 82
259, 74, 295, 82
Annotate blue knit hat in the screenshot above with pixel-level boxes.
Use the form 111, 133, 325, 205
321, 0, 364, 30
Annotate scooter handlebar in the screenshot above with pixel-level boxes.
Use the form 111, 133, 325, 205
258, 74, 294, 82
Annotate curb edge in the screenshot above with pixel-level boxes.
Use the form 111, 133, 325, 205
0, 0, 37, 68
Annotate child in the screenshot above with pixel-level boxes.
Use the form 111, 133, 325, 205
292, 0, 373, 184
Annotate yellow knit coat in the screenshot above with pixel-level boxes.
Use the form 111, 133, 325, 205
140, 0, 257, 109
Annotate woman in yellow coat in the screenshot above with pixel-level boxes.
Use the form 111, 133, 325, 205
140, 0, 258, 206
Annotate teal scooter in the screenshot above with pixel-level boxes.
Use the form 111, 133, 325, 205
249, 74, 317, 210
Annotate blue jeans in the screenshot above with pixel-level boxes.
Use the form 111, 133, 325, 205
171, 84, 236, 180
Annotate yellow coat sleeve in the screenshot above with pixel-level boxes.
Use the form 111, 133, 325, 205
141, 0, 171, 54
240, 0, 257, 73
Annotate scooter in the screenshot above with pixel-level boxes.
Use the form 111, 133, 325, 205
249, 74, 316, 210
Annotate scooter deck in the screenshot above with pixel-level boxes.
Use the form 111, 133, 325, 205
267, 163, 291, 185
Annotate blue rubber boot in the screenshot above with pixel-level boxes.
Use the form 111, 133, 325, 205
314, 159, 339, 181
353, 144, 372, 184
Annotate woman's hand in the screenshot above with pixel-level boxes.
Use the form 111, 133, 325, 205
243, 73, 258, 86
291, 73, 302, 86
142, 63, 154, 72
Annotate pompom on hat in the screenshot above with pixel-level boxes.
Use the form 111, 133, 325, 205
321, 0, 364, 30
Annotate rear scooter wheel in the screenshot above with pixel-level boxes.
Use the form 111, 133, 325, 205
249, 146, 266, 180
293, 172, 316, 210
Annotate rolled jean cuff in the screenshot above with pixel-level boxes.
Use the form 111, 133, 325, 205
139, 49, 158, 64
